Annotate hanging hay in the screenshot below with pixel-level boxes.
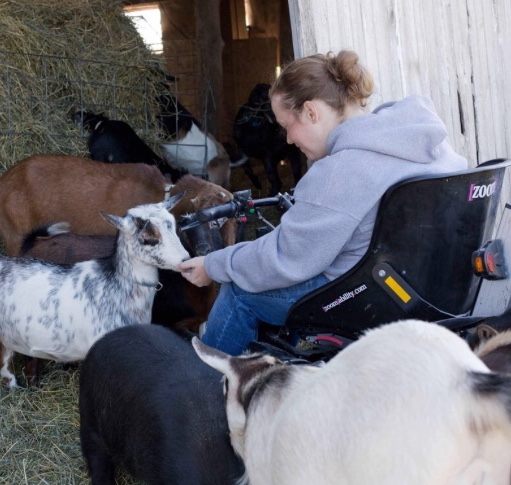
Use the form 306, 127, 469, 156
0, 3, 173, 478
0, 0, 172, 172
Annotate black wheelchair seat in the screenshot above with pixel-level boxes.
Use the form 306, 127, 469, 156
283, 159, 511, 341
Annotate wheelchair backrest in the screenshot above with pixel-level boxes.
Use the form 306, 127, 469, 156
286, 160, 511, 338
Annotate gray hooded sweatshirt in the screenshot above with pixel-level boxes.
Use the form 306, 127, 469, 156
205, 96, 468, 292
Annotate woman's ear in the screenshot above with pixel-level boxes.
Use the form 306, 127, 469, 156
303, 100, 319, 123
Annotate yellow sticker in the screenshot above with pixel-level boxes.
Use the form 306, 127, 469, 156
384, 276, 412, 303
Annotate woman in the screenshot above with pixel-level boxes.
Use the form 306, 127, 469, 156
178, 50, 467, 355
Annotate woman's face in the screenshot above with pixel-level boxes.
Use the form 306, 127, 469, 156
271, 94, 337, 162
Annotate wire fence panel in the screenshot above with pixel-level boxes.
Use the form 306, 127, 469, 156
0, 50, 213, 175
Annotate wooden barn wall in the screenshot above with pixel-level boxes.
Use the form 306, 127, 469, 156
159, 0, 224, 136
221, 0, 283, 141
288, 0, 511, 167
288, 0, 511, 314
159, 0, 199, 116
158, 0, 292, 140
194, 0, 223, 136
223, 38, 278, 133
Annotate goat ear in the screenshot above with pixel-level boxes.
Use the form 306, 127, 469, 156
190, 196, 199, 208
101, 212, 126, 231
192, 337, 233, 377
164, 191, 186, 211
476, 323, 499, 341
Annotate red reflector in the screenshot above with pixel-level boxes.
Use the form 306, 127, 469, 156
486, 253, 496, 273
471, 239, 508, 280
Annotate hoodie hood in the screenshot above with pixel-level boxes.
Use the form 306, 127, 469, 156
326, 96, 447, 165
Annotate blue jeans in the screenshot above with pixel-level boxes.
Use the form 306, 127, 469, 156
202, 274, 329, 355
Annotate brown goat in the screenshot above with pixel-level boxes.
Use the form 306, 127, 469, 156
468, 305, 511, 374
0, 155, 167, 256
171, 174, 236, 246
19, 173, 236, 328
20, 174, 236, 260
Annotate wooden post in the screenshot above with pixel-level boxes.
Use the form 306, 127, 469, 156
195, 0, 224, 136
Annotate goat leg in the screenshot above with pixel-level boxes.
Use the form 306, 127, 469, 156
265, 157, 282, 196
0, 344, 18, 389
24, 356, 42, 387
242, 159, 262, 189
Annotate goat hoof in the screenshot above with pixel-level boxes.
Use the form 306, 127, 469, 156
1, 376, 20, 390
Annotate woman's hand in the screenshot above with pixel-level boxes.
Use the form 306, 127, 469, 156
177, 256, 212, 287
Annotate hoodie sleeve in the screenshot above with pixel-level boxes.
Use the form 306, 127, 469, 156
204, 200, 361, 292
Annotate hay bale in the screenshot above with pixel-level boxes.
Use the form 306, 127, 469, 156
0, 363, 140, 484
0, 0, 170, 172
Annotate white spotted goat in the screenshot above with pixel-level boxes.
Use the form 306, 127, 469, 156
0, 195, 189, 388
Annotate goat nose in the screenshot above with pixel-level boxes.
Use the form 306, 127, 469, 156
194, 243, 211, 256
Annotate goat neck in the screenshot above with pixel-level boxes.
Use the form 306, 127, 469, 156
241, 364, 319, 485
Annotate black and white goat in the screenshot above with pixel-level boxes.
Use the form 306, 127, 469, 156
159, 118, 232, 189
79, 324, 244, 484
0, 196, 189, 388
73, 110, 184, 182
74, 108, 231, 189
157, 91, 202, 139
194, 320, 511, 485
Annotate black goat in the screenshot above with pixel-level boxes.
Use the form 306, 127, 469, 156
157, 93, 202, 139
79, 324, 244, 484
233, 83, 303, 195
73, 110, 184, 182
150, 68, 202, 139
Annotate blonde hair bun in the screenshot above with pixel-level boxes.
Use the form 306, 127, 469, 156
270, 49, 373, 111
327, 50, 374, 103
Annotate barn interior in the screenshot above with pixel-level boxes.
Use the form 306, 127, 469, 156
0, 0, 299, 194
2, 2, 510, 484
127, 0, 295, 143
124, 0, 299, 192
0, 4, 299, 481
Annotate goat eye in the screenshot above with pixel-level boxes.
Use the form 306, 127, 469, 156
138, 220, 161, 246
141, 237, 159, 246
223, 377, 229, 396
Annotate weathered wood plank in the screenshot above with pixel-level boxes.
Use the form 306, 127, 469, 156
287, 0, 510, 166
